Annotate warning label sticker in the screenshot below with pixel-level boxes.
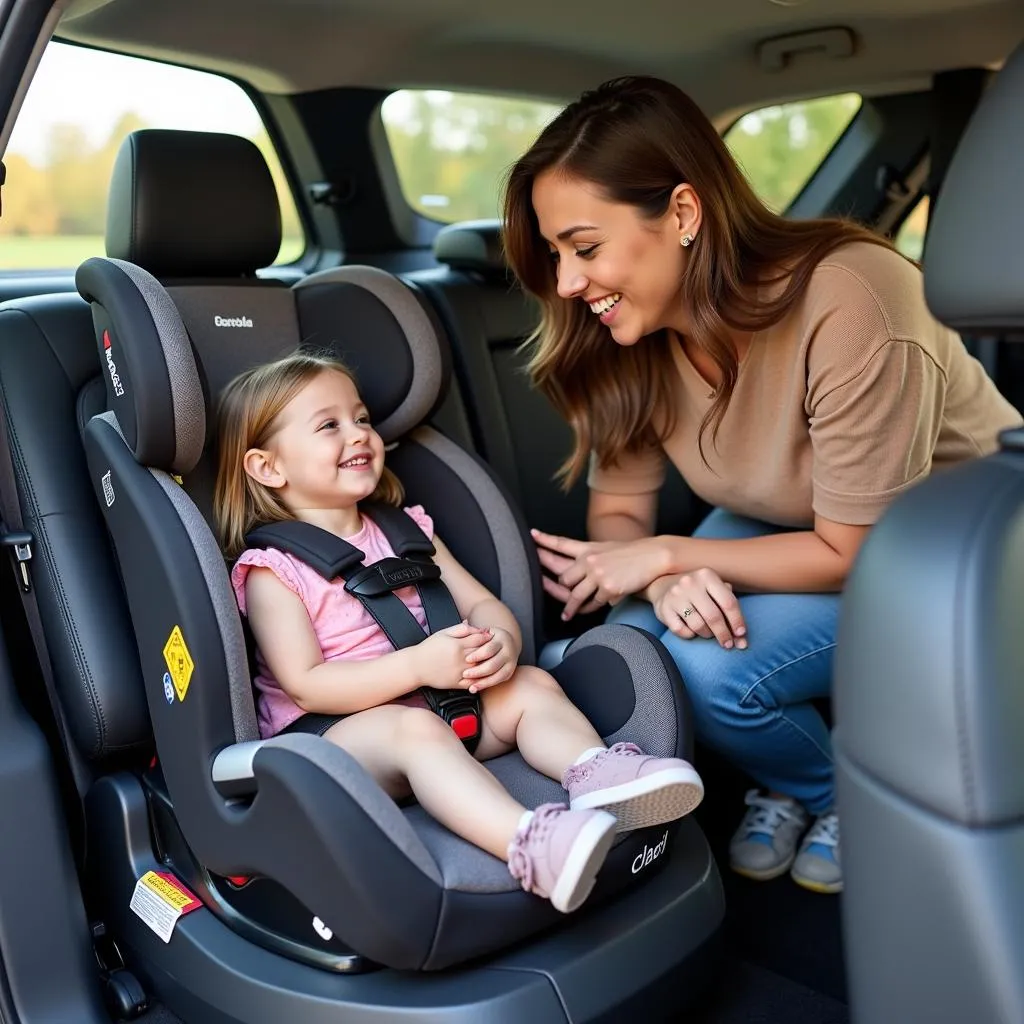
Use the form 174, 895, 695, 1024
129, 871, 201, 943
162, 625, 194, 702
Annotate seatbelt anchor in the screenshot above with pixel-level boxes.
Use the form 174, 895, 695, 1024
2, 530, 34, 592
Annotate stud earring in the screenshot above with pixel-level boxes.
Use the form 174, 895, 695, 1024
680, 234, 693, 247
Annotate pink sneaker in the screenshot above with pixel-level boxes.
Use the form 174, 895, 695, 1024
506, 803, 617, 913
563, 742, 705, 832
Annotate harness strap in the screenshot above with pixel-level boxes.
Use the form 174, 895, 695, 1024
243, 504, 481, 750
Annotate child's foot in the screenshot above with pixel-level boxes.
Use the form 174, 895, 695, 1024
563, 742, 705, 832
506, 803, 617, 913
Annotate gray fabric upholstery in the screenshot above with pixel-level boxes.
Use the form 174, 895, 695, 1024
403, 751, 566, 893
924, 40, 1024, 332
109, 260, 206, 474
409, 424, 536, 664
259, 733, 443, 885
167, 285, 303, 406
294, 267, 444, 443
151, 469, 259, 743
568, 624, 680, 759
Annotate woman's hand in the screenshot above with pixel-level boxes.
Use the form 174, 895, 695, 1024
461, 626, 518, 693
648, 569, 748, 649
531, 529, 670, 619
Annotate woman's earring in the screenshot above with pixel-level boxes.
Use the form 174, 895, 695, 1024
680, 234, 693, 248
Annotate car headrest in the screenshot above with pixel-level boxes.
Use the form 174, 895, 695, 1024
105, 129, 282, 279
924, 41, 1024, 332
74, 259, 449, 476
433, 219, 508, 280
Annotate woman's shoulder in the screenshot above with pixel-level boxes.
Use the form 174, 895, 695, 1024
811, 241, 924, 315
800, 240, 941, 345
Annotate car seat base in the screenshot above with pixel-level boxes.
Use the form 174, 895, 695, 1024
85, 772, 725, 1023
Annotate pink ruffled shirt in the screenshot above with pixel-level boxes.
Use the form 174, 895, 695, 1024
230, 506, 434, 738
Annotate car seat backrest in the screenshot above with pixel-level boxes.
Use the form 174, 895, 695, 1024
0, 300, 154, 767
407, 221, 707, 547
835, 39, 1024, 1024
88, 128, 543, 654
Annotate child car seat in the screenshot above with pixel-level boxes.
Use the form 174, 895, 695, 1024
4, 128, 724, 1021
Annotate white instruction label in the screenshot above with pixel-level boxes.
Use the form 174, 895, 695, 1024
129, 870, 201, 943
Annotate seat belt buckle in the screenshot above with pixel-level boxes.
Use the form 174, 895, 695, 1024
2, 530, 34, 592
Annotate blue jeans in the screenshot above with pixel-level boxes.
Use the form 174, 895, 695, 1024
607, 508, 838, 815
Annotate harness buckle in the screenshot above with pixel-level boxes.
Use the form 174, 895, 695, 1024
2, 530, 34, 592
421, 688, 481, 752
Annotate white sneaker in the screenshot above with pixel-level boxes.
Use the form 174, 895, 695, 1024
728, 789, 808, 881
791, 810, 842, 894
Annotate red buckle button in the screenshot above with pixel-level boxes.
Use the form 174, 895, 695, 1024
451, 714, 479, 739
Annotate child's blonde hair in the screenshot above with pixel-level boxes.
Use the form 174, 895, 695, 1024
214, 351, 403, 558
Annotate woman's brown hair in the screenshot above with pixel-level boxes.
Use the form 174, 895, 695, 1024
213, 352, 403, 558
503, 75, 899, 484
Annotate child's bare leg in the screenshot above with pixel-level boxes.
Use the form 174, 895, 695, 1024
479, 666, 605, 779
322, 705, 526, 859
480, 666, 705, 832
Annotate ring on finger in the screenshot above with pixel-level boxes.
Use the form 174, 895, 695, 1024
682, 605, 695, 619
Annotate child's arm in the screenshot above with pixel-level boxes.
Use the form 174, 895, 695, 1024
430, 536, 524, 690
244, 567, 483, 715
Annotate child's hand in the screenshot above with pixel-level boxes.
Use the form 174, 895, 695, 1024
461, 626, 518, 693
417, 622, 490, 690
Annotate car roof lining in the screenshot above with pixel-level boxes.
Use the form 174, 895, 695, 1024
56, 0, 1024, 118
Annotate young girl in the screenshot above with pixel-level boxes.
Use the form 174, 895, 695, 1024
213, 352, 704, 913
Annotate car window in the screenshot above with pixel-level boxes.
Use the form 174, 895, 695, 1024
894, 197, 929, 261
381, 89, 561, 223
2, 41, 304, 271
724, 93, 862, 213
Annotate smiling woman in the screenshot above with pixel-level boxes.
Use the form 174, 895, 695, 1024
502, 73, 1022, 898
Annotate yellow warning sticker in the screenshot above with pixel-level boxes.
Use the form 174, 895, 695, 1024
162, 625, 194, 702
140, 871, 201, 912
130, 870, 201, 943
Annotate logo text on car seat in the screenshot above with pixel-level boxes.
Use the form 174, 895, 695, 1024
103, 330, 124, 397
631, 830, 669, 874
213, 315, 254, 328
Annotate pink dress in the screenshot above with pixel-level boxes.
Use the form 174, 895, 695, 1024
231, 506, 435, 738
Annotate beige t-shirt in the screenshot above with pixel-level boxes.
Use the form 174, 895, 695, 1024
588, 242, 1022, 527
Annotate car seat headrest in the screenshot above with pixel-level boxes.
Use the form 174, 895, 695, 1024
289, 267, 449, 444
105, 129, 282, 279
924, 41, 1024, 332
76, 257, 206, 475
433, 219, 509, 281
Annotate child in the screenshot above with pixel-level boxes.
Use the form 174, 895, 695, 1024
213, 352, 704, 913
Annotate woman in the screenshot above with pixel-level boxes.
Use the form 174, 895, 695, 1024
501, 75, 1021, 894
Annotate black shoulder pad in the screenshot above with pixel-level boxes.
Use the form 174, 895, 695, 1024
244, 520, 366, 580
361, 501, 436, 559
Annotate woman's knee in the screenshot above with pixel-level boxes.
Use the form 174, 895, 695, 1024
661, 639, 753, 733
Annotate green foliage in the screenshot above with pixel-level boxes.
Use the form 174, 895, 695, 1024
724, 94, 862, 213
381, 91, 560, 222
381, 89, 862, 224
